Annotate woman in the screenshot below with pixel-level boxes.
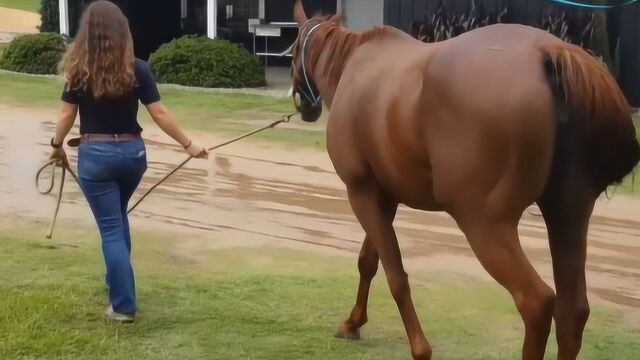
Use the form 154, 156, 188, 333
49, 1, 208, 323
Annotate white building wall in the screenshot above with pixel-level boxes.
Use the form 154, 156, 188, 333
344, 0, 384, 30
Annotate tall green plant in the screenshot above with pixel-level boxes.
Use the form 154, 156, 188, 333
413, 0, 596, 52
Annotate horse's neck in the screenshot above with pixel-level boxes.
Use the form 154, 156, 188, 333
312, 53, 338, 107
311, 26, 395, 107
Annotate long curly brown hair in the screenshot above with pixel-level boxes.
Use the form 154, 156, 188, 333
59, 1, 135, 99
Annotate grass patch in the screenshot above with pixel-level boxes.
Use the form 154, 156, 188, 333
0, 0, 39, 12
0, 218, 638, 360
0, 72, 326, 150
617, 114, 640, 193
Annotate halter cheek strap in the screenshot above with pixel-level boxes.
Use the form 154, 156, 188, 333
299, 22, 324, 106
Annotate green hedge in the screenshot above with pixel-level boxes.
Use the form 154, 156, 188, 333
0, 33, 64, 74
148, 36, 266, 89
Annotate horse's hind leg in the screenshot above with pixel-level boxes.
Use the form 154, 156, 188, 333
538, 185, 596, 360
460, 219, 555, 360
347, 184, 431, 360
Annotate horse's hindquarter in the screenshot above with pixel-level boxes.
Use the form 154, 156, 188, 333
329, 25, 559, 217
425, 25, 559, 217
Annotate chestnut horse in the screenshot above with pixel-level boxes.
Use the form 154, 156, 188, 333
288, 1, 640, 359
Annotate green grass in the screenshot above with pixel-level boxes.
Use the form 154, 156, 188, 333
0, 0, 39, 12
0, 72, 326, 150
0, 218, 638, 360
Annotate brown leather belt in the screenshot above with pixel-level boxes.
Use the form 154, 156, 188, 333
81, 133, 141, 143
66, 133, 141, 147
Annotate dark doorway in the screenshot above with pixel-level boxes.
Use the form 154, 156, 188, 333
121, 0, 183, 60
266, 0, 337, 22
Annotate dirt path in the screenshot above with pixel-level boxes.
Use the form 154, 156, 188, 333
1, 105, 639, 314
0, 6, 39, 42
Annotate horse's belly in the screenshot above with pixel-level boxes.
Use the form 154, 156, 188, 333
375, 165, 444, 211
400, 193, 444, 211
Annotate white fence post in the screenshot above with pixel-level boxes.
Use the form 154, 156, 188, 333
59, 0, 70, 35
207, 0, 217, 39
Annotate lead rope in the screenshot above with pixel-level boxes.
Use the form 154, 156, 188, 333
37, 112, 297, 238
36, 159, 81, 239
127, 112, 296, 214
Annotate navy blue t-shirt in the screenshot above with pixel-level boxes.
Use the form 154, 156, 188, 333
61, 58, 161, 135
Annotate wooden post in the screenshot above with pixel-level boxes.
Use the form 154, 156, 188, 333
207, 0, 217, 39
59, 0, 69, 35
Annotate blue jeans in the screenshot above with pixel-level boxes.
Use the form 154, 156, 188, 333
78, 138, 147, 315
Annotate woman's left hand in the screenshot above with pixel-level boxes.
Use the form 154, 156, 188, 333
49, 147, 69, 167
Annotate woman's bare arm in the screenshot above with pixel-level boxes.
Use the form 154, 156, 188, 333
145, 101, 208, 158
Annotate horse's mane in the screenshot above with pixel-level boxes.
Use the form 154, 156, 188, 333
302, 15, 394, 87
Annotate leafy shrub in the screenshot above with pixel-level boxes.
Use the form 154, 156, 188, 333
148, 36, 266, 88
0, 33, 65, 74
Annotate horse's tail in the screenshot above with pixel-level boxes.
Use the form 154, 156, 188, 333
542, 44, 640, 191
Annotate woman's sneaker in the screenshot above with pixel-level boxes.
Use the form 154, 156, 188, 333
103, 305, 135, 323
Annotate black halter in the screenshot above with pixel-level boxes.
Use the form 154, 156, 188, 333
295, 20, 324, 107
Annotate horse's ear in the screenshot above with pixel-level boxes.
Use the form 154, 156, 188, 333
279, 42, 295, 57
330, 12, 344, 25
293, 0, 308, 26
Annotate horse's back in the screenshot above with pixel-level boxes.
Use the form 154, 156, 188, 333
330, 24, 561, 215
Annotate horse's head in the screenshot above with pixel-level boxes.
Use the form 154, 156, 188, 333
285, 0, 340, 123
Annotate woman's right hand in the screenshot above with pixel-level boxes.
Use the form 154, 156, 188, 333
49, 147, 69, 167
185, 142, 209, 158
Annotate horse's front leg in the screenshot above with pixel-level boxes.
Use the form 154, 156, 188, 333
336, 202, 397, 339
345, 183, 431, 360
335, 235, 378, 339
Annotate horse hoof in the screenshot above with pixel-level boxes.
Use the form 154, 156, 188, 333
334, 324, 361, 340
